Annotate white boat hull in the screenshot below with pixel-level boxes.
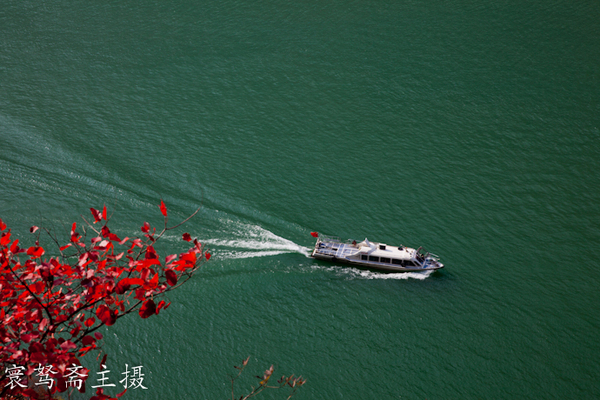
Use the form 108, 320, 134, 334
310, 235, 444, 273
311, 251, 443, 272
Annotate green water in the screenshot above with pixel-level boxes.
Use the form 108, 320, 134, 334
1, 1, 600, 398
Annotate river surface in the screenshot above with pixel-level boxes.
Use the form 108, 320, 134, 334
1, 1, 599, 398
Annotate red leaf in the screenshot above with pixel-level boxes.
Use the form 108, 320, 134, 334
30, 281, 45, 295
21, 333, 37, 343
145, 245, 158, 260
165, 269, 177, 286
120, 277, 144, 287
96, 305, 117, 326
160, 200, 167, 217
139, 299, 156, 319
0, 218, 6, 231
60, 340, 77, 351
144, 272, 159, 290
205, 251, 211, 260
0, 231, 10, 246
100, 354, 108, 368
30, 351, 45, 364
26, 246, 45, 258
129, 278, 145, 286
84, 317, 96, 327
79, 345, 95, 356
60, 243, 72, 251
102, 204, 107, 221
90, 208, 102, 223
141, 222, 150, 233
9, 239, 20, 253
310, 232, 319, 238
182, 232, 192, 242
30, 225, 39, 233
95, 332, 103, 340
78, 252, 89, 267
81, 335, 96, 346
114, 280, 130, 295
179, 251, 197, 266
71, 325, 82, 338
115, 277, 144, 294
156, 300, 166, 315
108, 233, 121, 242
134, 288, 145, 300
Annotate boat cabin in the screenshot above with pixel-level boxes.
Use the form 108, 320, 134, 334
311, 235, 443, 272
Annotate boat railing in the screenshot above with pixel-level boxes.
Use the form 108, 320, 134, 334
318, 235, 342, 244
426, 253, 440, 261
317, 243, 360, 257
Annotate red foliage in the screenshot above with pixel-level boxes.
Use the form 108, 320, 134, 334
138, 300, 156, 319
90, 208, 102, 223
0, 202, 206, 399
159, 200, 167, 217
96, 305, 117, 326
165, 269, 177, 286
1, 231, 11, 246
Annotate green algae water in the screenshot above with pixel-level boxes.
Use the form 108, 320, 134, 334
2, 1, 600, 398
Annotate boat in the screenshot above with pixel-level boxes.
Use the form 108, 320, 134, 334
310, 233, 444, 272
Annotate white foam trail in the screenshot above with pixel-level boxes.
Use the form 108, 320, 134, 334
312, 265, 434, 280
349, 268, 434, 280
217, 250, 293, 260
199, 222, 310, 260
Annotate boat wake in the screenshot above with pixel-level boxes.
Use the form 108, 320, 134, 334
348, 268, 434, 280
312, 265, 434, 280
199, 221, 310, 260
161, 218, 433, 281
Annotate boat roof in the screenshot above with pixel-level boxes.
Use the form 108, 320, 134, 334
318, 236, 417, 260
358, 243, 415, 259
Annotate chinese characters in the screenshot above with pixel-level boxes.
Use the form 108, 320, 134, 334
3, 363, 148, 393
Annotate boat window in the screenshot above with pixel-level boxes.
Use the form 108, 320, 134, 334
392, 259, 402, 265
380, 257, 391, 263
368, 256, 379, 262
404, 261, 416, 267
379, 244, 386, 250
361, 255, 368, 261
